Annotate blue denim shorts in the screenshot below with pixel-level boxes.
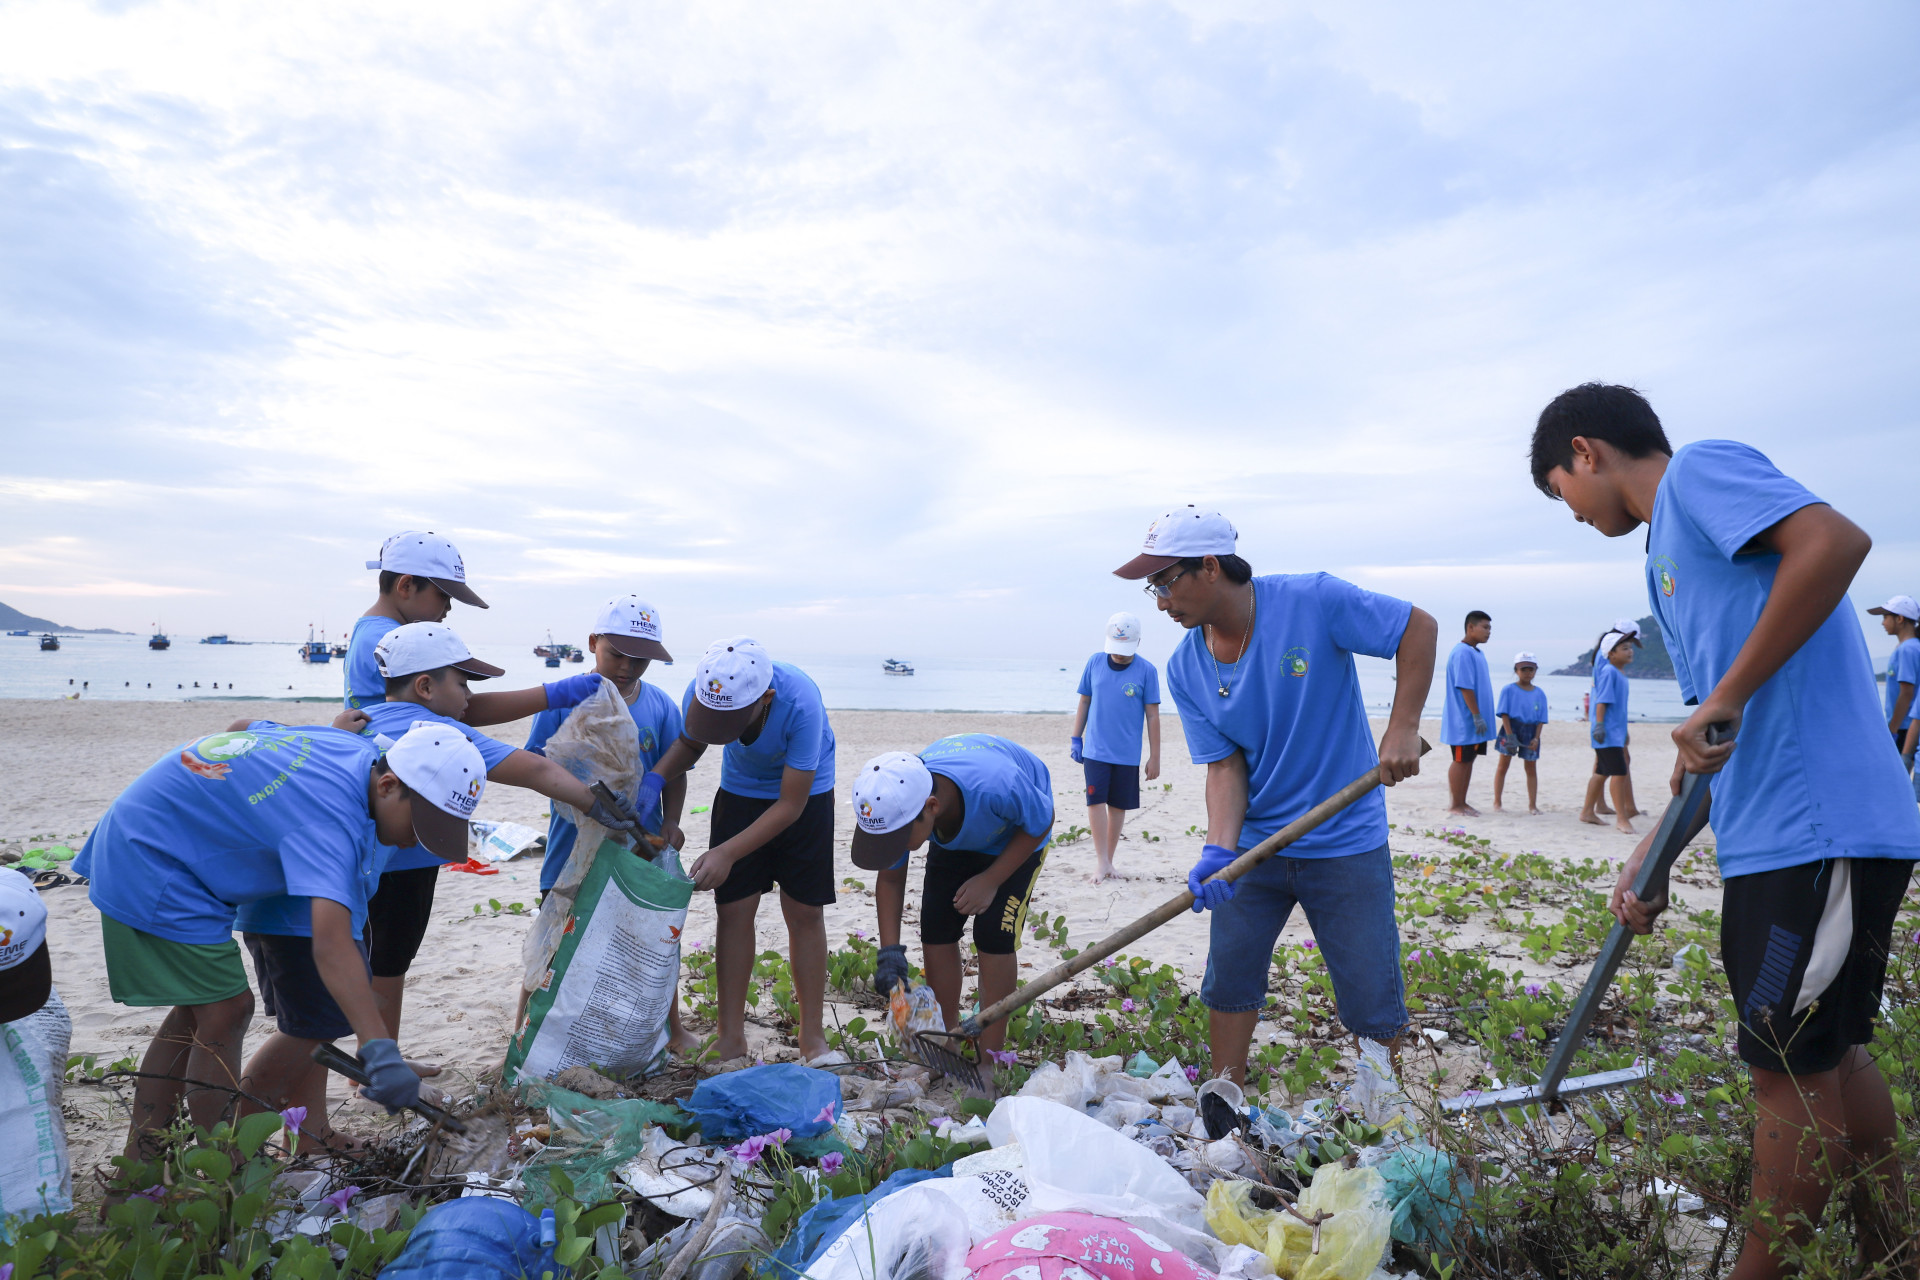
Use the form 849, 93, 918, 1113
1199, 841, 1408, 1041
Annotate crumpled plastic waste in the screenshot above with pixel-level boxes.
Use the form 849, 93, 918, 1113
842, 1074, 926, 1113
1205, 1164, 1394, 1280
1091, 1095, 1157, 1130
1345, 1039, 1418, 1146
762, 1167, 953, 1280
688, 1063, 842, 1143
617, 1127, 726, 1219
889, 984, 943, 1040
967, 1212, 1213, 1280
380, 1196, 569, 1280
519, 1081, 690, 1210
805, 1181, 973, 1280
1125, 1051, 1161, 1078
1377, 1142, 1471, 1252
631, 1207, 768, 1280
1017, 1051, 1196, 1113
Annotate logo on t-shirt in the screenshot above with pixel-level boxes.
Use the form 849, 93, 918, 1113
1122, 682, 1142, 699
178, 731, 261, 781
638, 729, 657, 753
1653, 555, 1678, 598
1283, 647, 1310, 677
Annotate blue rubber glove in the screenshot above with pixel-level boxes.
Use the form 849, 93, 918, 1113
1591, 724, 1607, 747
357, 1038, 419, 1114
1187, 844, 1238, 913
1069, 736, 1084, 764
587, 788, 640, 834
634, 771, 666, 826
543, 672, 604, 710
1471, 714, 1488, 740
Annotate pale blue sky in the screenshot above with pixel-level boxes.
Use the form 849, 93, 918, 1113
1, 1, 1916, 673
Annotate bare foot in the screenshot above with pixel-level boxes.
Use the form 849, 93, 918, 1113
1528, 806, 1542, 816
406, 1059, 442, 1078
1615, 820, 1636, 835
710, 1033, 749, 1062
1492, 802, 1504, 812
666, 1026, 703, 1055
1595, 801, 1615, 815
1089, 860, 1117, 884
1447, 805, 1481, 817
1579, 812, 1604, 826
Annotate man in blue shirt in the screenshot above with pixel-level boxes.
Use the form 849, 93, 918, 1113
1441, 612, 1495, 816
75, 722, 486, 1160
639, 638, 838, 1065
1579, 626, 1640, 834
1492, 652, 1549, 814
1867, 595, 1920, 770
1532, 382, 1920, 1278
344, 531, 487, 711
849, 737, 1054, 1061
1070, 611, 1161, 883
1112, 506, 1437, 1086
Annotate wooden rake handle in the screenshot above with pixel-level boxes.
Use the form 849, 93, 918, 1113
955, 739, 1429, 1039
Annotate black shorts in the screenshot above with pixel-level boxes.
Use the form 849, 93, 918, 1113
1449, 743, 1486, 762
244, 932, 370, 1041
366, 865, 440, 978
1721, 857, 1915, 1074
920, 845, 1047, 955
710, 787, 836, 907
1593, 746, 1628, 776
1083, 760, 1140, 810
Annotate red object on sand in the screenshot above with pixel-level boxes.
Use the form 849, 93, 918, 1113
443, 858, 498, 875
967, 1213, 1213, 1280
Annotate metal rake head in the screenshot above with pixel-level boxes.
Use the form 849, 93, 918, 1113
903, 1029, 985, 1091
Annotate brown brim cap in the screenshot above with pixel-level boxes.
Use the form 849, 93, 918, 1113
408, 792, 472, 862
0, 940, 51, 1023
450, 655, 507, 680
683, 698, 761, 745
849, 824, 916, 871
427, 576, 488, 609
600, 633, 673, 663
1112, 552, 1182, 580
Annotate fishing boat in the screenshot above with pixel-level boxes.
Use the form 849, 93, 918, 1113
6, 629, 28, 637
298, 626, 332, 664
201, 634, 231, 645
39, 634, 59, 651
330, 644, 348, 659
882, 658, 915, 676
149, 623, 171, 650
535, 632, 563, 667
566, 648, 585, 663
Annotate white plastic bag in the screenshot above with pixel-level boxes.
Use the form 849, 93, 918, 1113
940, 1170, 1033, 1241
1015, 1051, 1111, 1111
1145, 1056, 1198, 1103
618, 1127, 725, 1218
804, 1181, 971, 1280
1091, 1095, 1156, 1130
1, 987, 72, 1218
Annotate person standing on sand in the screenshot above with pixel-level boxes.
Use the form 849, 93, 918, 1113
1070, 611, 1162, 883
1492, 652, 1548, 814
1442, 612, 1496, 816
1112, 506, 1436, 1086
344, 532, 487, 711
1533, 382, 1919, 1280
1581, 627, 1639, 833
1866, 595, 1920, 770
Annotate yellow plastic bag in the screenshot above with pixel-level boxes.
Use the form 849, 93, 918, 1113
1205, 1163, 1393, 1280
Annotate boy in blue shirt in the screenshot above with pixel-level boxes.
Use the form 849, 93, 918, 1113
75, 722, 486, 1159
1532, 382, 1919, 1278
1867, 594, 1919, 767
848, 736, 1054, 1061
1070, 611, 1161, 882
344, 531, 487, 711
638, 638, 837, 1065
1491, 652, 1548, 814
1442, 611, 1495, 816
1579, 627, 1639, 834
1112, 506, 1437, 1085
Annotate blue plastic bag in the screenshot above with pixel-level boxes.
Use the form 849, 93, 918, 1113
759, 1167, 949, 1280
689, 1063, 842, 1143
380, 1197, 568, 1280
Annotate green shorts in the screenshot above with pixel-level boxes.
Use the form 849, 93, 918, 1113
100, 914, 251, 1007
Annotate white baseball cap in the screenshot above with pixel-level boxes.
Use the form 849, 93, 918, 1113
684, 636, 773, 744
593, 595, 672, 663
374, 622, 505, 682
848, 752, 936, 870
384, 722, 489, 860
1513, 651, 1539, 667
1104, 611, 1143, 656
1598, 629, 1642, 658
1868, 595, 1920, 621
1113, 506, 1239, 579
1612, 617, 1643, 638
365, 531, 487, 608
0, 867, 50, 1021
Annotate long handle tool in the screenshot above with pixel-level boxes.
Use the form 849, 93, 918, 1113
313, 1042, 469, 1133
909, 741, 1430, 1089
589, 780, 669, 856
1441, 725, 1724, 1118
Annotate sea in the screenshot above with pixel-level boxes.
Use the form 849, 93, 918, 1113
0, 633, 1696, 722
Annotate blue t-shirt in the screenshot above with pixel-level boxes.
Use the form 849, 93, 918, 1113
922, 734, 1055, 859
529, 679, 685, 891
681, 661, 835, 800
74, 726, 385, 946
1441, 642, 1495, 745
1166, 573, 1411, 858
344, 615, 400, 710
1590, 662, 1630, 748
1884, 637, 1920, 730
1076, 653, 1160, 766
1646, 439, 1920, 877
1496, 683, 1549, 727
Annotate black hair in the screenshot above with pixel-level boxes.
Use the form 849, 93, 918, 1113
1465, 610, 1491, 629
378, 571, 445, 597
1175, 554, 1254, 585
370, 756, 414, 798
1530, 383, 1673, 498
1591, 628, 1643, 664
383, 665, 454, 698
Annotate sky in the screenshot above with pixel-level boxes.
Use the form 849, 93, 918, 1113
2, 0, 1917, 673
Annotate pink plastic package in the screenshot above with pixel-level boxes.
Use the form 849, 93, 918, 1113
966, 1212, 1214, 1280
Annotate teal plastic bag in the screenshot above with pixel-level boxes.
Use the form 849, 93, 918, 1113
1379, 1141, 1472, 1250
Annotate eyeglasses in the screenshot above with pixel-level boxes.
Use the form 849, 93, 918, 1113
1142, 568, 1192, 600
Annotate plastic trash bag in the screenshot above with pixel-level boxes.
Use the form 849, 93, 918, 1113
967, 1212, 1213, 1280
690, 1063, 842, 1144
888, 984, 942, 1041
1125, 1051, 1160, 1077
1146, 1056, 1198, 1103
518, 1080, 690, 1210
1377, 1142, 1472, 1252
763, 1167, 951, 1280
940, 1170, 1033, 1242
1205, 1164, 1393, 1280
1, 985, 71, 1219
1017, 1051, 1110, 1111
1091, 1094, 1157, 1130
380, 1197, 568, 1280
633, 1209, 768, 1280
804, 1181, 971, 1280
1346, 1039, 1417, 1143
620, 1126, 728, 1218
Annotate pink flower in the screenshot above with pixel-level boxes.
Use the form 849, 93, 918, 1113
1407, 950, 1426, 964
814, 1103, 838, 1125
1121, 998, 1136, 1013
1184, 1065, 1200, 1083
730, 1135, 770, 1164
1, 1263, 12, 1280
987, 1049, 1017, 1066
767, 1127, 792, 1145
280, 1105, 307, 1133
820, 1152, 844, 1175
132, 1185, 165, 1202
1302, 939, 1317, 950
1524, 983, 1543, 997
322, 1185, 361, 1214
1657, 1091, 1686, 1107
854, 929, 869, 940
1509, 1029, 1525, 1040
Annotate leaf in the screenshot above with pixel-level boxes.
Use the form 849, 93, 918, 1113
182, 1147, 233, 1183
235, 1109, 285, 1158
578, 1203, 625, 1233
555, 1235, 594, 1268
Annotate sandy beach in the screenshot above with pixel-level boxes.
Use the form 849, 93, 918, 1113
5, 697, 1691, 1185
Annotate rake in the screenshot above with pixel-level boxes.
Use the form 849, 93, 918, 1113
1440, 726, 1723, 1126
313, 1042, 469, 1133
904, 742, 1431, 1090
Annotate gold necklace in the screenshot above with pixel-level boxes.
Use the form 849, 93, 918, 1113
1205, 587, 1256, 697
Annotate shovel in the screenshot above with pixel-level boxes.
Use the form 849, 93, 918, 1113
908, 741, 1431, 1089
1441, 724, 1723, 1121
312, 1042, 469, 1133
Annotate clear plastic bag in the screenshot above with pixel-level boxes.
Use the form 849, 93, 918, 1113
804, 1181, 972, 1280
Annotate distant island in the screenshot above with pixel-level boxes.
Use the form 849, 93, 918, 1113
0, 599, 128, 635
1551, 613, 1677, 680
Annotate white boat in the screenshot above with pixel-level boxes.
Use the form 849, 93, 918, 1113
882, 658, 914, 676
